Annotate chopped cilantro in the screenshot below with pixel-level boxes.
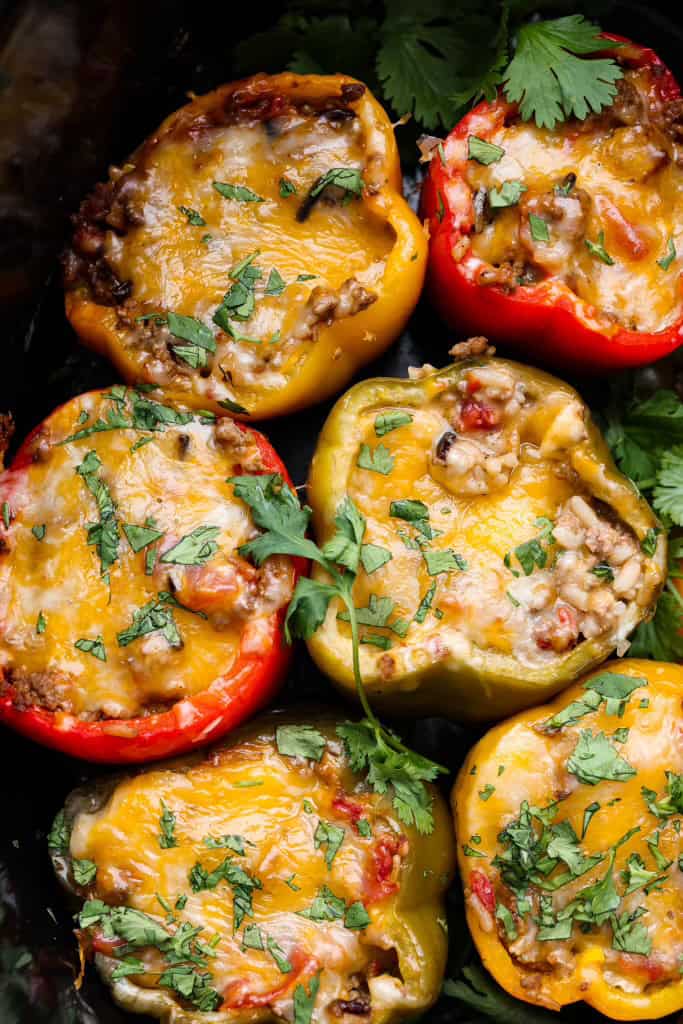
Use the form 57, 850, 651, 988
276, 724, 326, 762
357, 443, 394, 475
467, 136, 504, 165
374, 411, 412, 437
213, 181, 264, 203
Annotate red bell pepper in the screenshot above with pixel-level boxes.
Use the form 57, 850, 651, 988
0, 392, 304, 763
422, 36, 683, 373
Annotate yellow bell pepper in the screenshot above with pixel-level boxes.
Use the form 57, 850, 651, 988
63, 73, 426, 420
453, 659, 683, 1021
306, 353, 665, 720
50, 715, 454, 1023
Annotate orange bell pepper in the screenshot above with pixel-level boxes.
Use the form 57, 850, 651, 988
453, 659, 683, 1020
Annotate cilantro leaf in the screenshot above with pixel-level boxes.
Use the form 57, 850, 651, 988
653, 446, 683, 525
344, 901, 371, 930
374, 411, 412, 437
314, 820, 345, 869
230, 474, 320, 565
159, 800, 178, 849
47, 810, 70, 854
298, 886, 346, 922
276, 724, 326, 762
159, 525, 220, 566
490, 180, 527, 208
117, 592, 183, 649
423, 549, 466, 575
76, 451, 119, 582
293, 972, 321, 1024
285, 578, 339, 642
74, 636, 107, 662
213, 181, 264, 203
339, 593, 394, 628
178, 206, 206, 226
309, 167, 364, 200
468, 135, 505, 165
203, 834, 247, 854
73, 859, 97, 886
111, 957, 146, 981
123, 522, 165, 553
629, 589, 683, 661
641, 771, 683, 819
504, 16, 623, 130
360, 543, 392, 575
611, 908, 652, 956
336, 720, 444, 834
321, 497, 366, 572
567, 730, 637, 786
357, 443, 394, 475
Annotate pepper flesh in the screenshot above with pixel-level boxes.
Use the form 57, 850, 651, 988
51, 716, 454, 1024
0, 389, 303, 762
422, 38, 683, 373
306, 356, 665, 720
453, 659, 683, 1021
64, 73, 427, 420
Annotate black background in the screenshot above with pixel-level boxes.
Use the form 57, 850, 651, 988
2, 1, 683, 1021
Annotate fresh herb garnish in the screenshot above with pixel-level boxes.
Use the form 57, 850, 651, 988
123, 522, 165, 554
159, 525, 220, 566
276, 724, 326, 762
360, 543, 392, 575
585, 230, 614, 265
374, 411, 413, 437
490, 180, 527, 208
74, 636, 106, 662
468, 136, 504, 165
279, 177, 297, 197
73, 859, 97, 886
314, 820, 345, 869
178, 206, 206, 226
228, 474, 446, 833
657, 236, 676, 271
36, 611, 46, 635
567, 730, 637, 786
213, 181, 264, 203
117, 591, 196, 649
76, 450, 119, 585
159, 800, 178, 849
529, 213, 550, 243
47, 810, 71, 853
31, 524, 46, 541
357, 443, 394, 475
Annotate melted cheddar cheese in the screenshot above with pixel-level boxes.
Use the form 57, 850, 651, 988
64, 75, 427, 419
455, 660, 683, 1019
60, 720, 453, 1022
0, 390, 293, 720
457, 68, 683, 333
307, 359, 665, 719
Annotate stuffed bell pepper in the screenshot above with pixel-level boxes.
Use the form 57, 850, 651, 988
49, 715, 454, 1022
423, 38, 683, 372
306, 346, 666, 720
454, 659, 683, 1020
63, 73, 426, 420
0, 387, 303, 762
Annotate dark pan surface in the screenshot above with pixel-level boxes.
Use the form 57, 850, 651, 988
2, 2, 683, 1020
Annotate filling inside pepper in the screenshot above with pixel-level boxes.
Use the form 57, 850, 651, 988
61, 727, 415, 1020
0, 389, 294, 720
460, 66, 683, 333
324, 360, 660, 678
457, 663, 683, 1010
64, 82, 395, 406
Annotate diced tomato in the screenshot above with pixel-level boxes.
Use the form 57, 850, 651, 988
470, 870, 496, 914
91, 933, 126, 957
222, 950, 316, 1007
466, 374, 482, 394
364, 834, 402, 903
332, 792, 365, 826
618, 954, 669, 982
460, 399, 499, 431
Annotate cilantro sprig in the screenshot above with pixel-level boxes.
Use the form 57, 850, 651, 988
236, 6, 623, 134
603, 383, 683, 661
229, 474, 446, 833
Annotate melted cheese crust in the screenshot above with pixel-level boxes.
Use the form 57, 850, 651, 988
456, 661, 683, 1015
67, 725, 451, 1021
0, 391, 291, 719
461, 69, 683, 333
90, 96, 395, 408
